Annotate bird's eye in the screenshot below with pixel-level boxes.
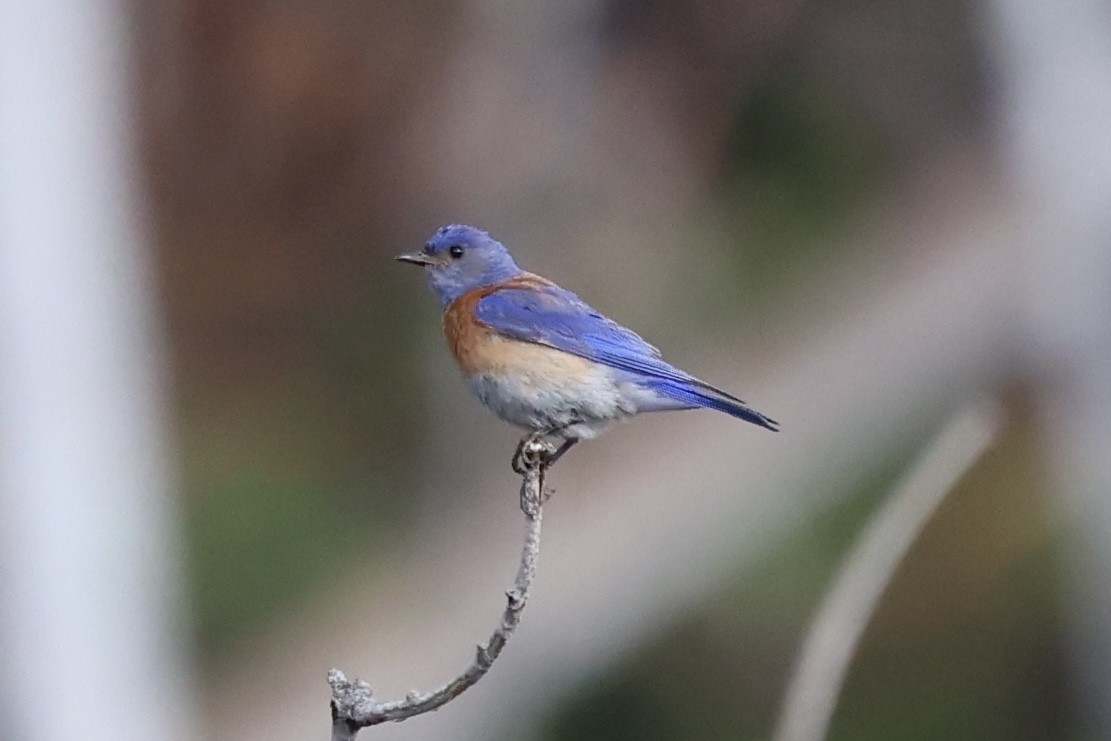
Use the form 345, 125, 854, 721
449, 245, 465, 259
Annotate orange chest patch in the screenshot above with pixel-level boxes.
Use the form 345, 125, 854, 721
441, 275, 590, 378
442, 291, 497, 374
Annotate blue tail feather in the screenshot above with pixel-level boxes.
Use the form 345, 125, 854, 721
648, 379, 779, 431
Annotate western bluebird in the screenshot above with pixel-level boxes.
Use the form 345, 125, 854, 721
396, 224, 778, 472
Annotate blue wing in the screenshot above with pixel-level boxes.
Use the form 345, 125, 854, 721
475, 283, 779, 431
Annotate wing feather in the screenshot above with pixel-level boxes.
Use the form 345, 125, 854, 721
472, 279, 779, 431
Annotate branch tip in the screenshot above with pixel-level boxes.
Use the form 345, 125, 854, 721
327, 668, 348, 689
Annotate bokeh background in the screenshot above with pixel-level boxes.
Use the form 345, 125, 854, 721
2, 1, 1110, 739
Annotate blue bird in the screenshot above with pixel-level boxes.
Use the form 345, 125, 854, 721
396, 224, 778, 469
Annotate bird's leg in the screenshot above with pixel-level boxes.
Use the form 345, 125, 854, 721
512, 431, 568, 471
513, 429, 579, 512
544, 438, 577, 468
535, 437, 575, 503
512, 419, 583, 474
535, 431, 580, 503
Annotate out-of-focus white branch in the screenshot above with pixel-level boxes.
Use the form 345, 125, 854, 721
989, 1, 1111, 735
774, 400, 1003, 741
328, 445, 548, 739
0, 3, 194, 740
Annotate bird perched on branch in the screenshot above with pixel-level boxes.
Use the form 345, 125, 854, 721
396, 224, 778, 471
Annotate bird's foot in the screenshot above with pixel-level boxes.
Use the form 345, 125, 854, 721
513, 432, 580, 514
544, 438, 577, 468
512, 430, 578, 473
515, 435, 561, 514
511, 433, 553, 473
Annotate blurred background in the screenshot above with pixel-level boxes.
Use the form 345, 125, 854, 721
2, 1, 1110, 739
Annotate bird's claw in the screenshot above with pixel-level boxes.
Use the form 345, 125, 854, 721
523, 437, 552, 468
511, 434, 555, 474
515, 435, 557, 514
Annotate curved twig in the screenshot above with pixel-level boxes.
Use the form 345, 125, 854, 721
328, 440, 549, 739
774, 400, 1002, 741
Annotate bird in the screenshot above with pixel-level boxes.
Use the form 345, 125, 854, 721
396, 224, 778, 472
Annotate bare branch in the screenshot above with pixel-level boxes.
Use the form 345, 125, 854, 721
774, 399, 1003, 741
328, 440, 549, 738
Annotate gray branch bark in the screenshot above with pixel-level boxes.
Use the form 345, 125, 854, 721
328, 443, 547, 739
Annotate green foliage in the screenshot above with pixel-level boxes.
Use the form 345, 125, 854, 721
178, 277, 429, 652
186, 469, 376, 649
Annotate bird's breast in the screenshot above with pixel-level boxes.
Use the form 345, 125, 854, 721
442, 278, 586, 378
442, 286, 637, 435
442, 300, 596, 380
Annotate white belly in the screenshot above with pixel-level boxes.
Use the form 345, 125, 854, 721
466, 365, 636, 439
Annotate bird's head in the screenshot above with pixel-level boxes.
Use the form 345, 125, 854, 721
396, 225, 522, 306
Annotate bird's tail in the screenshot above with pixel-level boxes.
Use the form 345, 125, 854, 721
648, 379, 779, 431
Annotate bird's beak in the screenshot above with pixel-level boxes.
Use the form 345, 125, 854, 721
395, 252, 435, 266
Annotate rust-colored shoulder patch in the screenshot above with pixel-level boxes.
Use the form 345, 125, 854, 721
441, 274, 554, 374
442, 287, 490, 370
